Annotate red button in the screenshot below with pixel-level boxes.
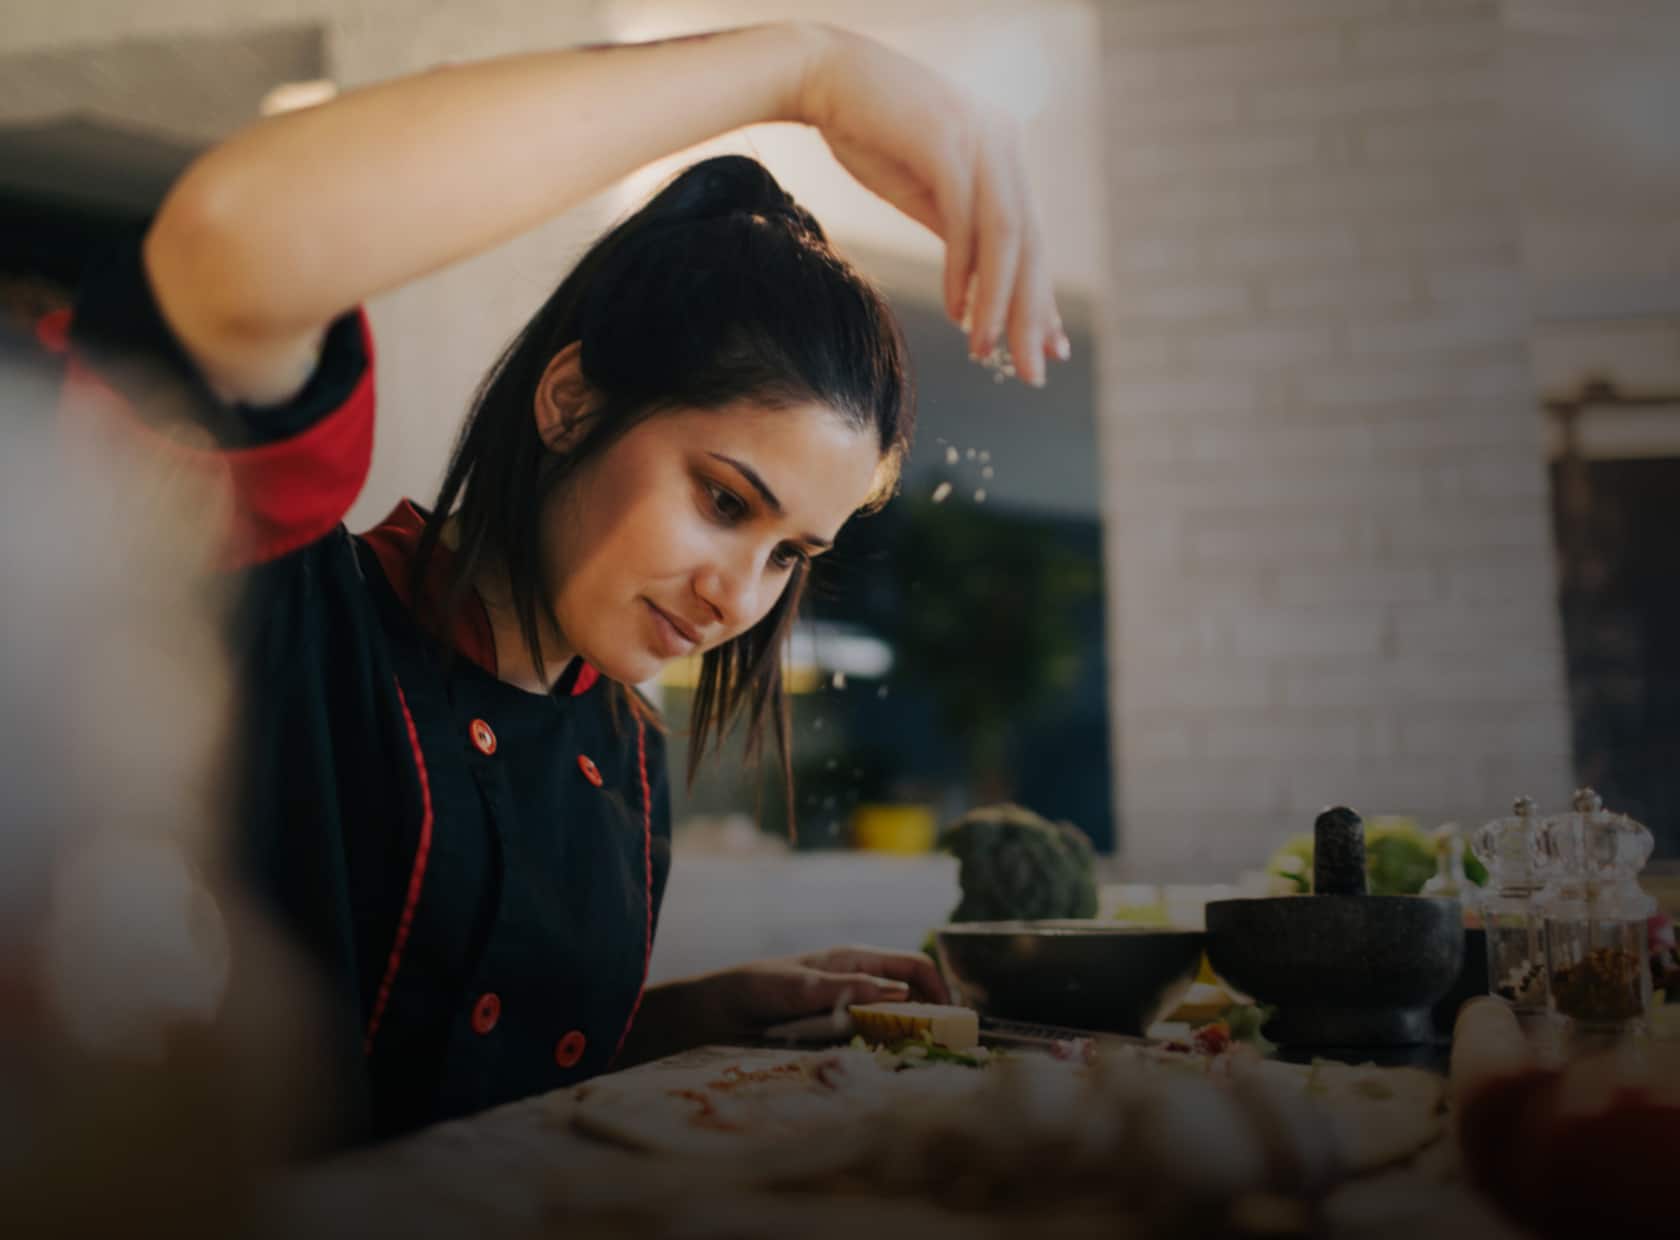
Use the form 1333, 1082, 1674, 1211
555, 1029, 587, 1068
469, 718, 497, 755
471, 992, 501, 1035
576, 754, 603, 787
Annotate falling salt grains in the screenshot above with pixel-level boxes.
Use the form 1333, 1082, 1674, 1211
822, 795, 836, 811
931, 481, 953, 504
979, 450, 991, 464
974, 489, 988, 504
813, 717, 825, 731
831, 671, 847, 690
826, 758, 839, 771
877, 685, 889, 700
966, 448, 977, 460
944, 446, 960, 466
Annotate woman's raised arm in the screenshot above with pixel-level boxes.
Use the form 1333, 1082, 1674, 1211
145, 21, 1065, 407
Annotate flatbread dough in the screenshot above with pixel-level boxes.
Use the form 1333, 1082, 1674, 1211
568, 1039, 1447, 1199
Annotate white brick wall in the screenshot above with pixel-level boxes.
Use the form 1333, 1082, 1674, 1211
1099, 0, 1574, 880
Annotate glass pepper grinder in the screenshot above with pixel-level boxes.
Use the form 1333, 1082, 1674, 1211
1472, 796, 1547, 1020
1532, 788, 1655, 1039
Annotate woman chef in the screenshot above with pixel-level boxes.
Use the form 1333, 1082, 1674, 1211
62, 21, 1070, 1142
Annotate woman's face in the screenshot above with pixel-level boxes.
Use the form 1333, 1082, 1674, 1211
542, 401, 884, 686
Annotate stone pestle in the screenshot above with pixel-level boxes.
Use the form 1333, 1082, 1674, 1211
1313, 805, 1367, 896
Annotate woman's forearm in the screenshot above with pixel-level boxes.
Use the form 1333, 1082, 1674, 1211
149, 22, 825, 341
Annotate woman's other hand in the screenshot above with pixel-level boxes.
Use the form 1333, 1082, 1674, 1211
709, 945, 950, 1036
794, 24, 1069, 387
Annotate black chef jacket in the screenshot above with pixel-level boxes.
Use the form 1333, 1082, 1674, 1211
61, 239, 674, 1143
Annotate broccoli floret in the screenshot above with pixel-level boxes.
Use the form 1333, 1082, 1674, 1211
938, 803, 1098, 922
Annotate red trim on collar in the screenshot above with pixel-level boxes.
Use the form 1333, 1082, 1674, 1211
358, 500, 599, 696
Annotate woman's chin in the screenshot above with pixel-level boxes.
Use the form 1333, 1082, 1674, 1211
586, 646, 666, 689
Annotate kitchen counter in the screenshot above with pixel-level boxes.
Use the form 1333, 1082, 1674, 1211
258, 1040, 1522, 1240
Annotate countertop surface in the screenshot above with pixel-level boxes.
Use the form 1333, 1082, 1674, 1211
260, 1037, 1522, 1240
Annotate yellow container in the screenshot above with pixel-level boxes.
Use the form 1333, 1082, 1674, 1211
851, 803, 937, 854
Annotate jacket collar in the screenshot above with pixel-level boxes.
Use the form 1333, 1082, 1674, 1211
359, 500, 599, 696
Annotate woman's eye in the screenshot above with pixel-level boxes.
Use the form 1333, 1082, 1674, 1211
705, 481, 748, 522
701, 479, 805, 571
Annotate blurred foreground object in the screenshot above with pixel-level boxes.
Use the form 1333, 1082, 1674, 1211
0, 328, 329, 1236
1452, 997, 1679, 1238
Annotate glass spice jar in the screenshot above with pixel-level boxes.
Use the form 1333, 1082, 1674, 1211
1472, 797, 1548, 1018
1531, 788, 1655, 1036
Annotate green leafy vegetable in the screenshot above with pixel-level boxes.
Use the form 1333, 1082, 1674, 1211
1366, 830, 1436, 897
1220, 1004, 1276, 1050
1265, 818, 1487, 897
899, 1041, 986, 1068
849, 1032, 990, 1069
938, 803, 1098, 922
1268, 836, 1315, 895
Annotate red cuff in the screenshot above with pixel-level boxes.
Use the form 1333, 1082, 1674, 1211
60, 311, 376, 568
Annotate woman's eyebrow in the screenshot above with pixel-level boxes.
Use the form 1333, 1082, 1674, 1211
706, 452, 832, 549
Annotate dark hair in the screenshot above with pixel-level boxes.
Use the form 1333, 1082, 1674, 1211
414, 155, 915, 814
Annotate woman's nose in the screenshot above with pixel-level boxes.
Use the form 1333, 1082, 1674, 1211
694, 556, 760, 635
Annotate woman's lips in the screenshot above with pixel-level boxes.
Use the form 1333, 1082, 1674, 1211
644, 598, 699, 657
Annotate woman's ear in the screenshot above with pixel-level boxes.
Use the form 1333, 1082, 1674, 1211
533, 341, 597, 452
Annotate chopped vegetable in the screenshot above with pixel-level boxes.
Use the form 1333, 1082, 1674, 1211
903, 1039, 988, 1068
1192, 1022, 1231, 1055
1220, 1003, 1276, 1051
848, 1031, 991, 1070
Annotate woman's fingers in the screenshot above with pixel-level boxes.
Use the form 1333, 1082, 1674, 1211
964, 128, 1066, 388
867, 952, 949, 1004
966, 154, 1021, 363
936, 154, 976, 327
800, 971, 911, 1012
804, 30, 1063, 387
1005, 233, 1043, 387
1006, 158, 1066, 387
807, 948, 949, 1004
1046, 317, 1072, 364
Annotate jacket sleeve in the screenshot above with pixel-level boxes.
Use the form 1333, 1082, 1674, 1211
63, 234, 376, 568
